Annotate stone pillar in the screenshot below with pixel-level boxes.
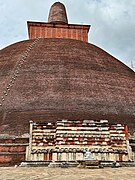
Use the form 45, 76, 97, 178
27, 121, 33, 160
66, 153, 69, 161
126, 140, 133, 161
73, 153, 76, 161
53, 153, 57, 161
76, 153, 83, 161
61, 153, 66, 161
38, 153, 44, 161
33, 153, 37, 161
58, 153, 62, 161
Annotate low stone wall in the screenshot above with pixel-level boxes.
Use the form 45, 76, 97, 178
20, 160, 79, 167
100, 161, 135, 167
0, 137, 28, 166
20, 160, 135, 168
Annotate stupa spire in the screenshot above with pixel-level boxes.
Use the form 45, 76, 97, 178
48, 2, 68, 24
27, 1, 90, 41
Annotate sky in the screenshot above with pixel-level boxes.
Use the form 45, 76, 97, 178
0, 0, 135, 69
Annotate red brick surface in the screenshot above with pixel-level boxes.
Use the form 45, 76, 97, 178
27, 22, 90, 42
0, 145, 26, 152
0, 38, 135, 136
0, 138, 28, 144
0, 138, 28, 165
48, 2, 68, 24
0, 154, 25, 165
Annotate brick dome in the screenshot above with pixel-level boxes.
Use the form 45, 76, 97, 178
0, 38, 135, 135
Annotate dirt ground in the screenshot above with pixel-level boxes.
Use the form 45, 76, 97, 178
0, 167, 135, 180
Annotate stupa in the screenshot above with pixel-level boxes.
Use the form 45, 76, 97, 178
0, 2, 135, 165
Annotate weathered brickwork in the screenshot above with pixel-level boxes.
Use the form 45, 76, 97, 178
0, 154, 25, 164
27, 120, 133, 162
27, 22, 90, 42
0, 138, 28, 166
48, 2, 68, 24
27, 2, 90, 42
0, 1, 135, 166
0, 38, 135, 136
